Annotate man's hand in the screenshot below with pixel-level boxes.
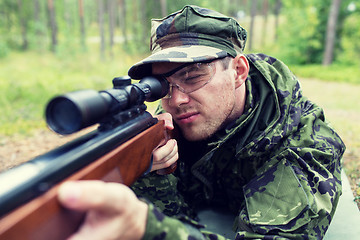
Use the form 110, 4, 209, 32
58, 181, 148, 240
151, 113, 179, 173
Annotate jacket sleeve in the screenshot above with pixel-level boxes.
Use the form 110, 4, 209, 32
143, 202, 218, 240
132, 173, 229, 240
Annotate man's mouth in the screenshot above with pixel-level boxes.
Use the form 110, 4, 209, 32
176, 112, 199, 124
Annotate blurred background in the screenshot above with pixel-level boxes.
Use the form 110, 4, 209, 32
0, 0, 359, 208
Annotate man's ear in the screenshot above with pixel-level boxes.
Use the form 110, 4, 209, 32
232, 54, 249, 88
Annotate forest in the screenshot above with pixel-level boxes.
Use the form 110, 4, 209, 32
1, 0, 358, 132
0, 0, 359, 137
0, 0, 359, 65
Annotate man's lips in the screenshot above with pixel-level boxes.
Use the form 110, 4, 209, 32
176, 112, 199, 124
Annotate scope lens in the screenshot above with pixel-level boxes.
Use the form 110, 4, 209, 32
46, 97, 82, 134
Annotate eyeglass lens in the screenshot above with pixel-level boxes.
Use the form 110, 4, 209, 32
163, 62, 216, 99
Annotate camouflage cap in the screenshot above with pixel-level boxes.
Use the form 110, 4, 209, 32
128, 5, 247, 79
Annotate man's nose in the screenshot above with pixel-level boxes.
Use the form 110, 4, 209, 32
168, 85, 190, 107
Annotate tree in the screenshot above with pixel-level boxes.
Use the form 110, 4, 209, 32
273, 0, 282, 41
18, 0, 29, 50
118, 0, 128, 45
323, 0, 342, 65
261, 0, 269, 47
108, 0, 116, 56
97, 0, 105, 60
248, 0, 257, 50
33, 0, 40, 36
78, 0, 86, 50
140, 0, 147, 45
47, 0, 57, 52
160, 0, 167, 16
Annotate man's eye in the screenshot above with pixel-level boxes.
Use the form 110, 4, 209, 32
184, 75, 203, 84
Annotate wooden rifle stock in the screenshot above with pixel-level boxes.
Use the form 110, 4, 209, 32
0, 120, 170, 240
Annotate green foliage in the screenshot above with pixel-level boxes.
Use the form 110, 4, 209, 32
0, 40, 10, 58
277, 0, 327, 64
1, 0, 360, 136
276, 0, 355, 65
337, 11, 360, 65
0, 50, 141, 136
289, 64, 360, 84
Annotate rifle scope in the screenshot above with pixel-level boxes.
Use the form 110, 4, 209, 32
45, 76, 168, 135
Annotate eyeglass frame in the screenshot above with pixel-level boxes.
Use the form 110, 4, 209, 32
153, 59, 220, 99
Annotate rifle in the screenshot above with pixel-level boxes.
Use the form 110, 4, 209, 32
0, 76, 174, 240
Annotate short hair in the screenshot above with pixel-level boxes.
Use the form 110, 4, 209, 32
219, 56, 233, 70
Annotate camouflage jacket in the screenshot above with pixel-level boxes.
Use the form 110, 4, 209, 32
131, 53, 346, 240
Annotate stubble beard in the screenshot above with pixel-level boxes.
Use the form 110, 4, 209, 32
176, 103, 234, 142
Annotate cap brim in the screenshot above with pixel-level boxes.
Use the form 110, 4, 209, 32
128, 45, 228, 79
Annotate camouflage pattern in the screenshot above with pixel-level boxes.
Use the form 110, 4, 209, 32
128, 5, 247, 79
131, 53, 345, 240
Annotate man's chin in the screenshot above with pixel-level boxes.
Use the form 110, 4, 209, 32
181, 129, 214, 142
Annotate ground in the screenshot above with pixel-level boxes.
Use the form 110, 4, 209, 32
0, 128, 85, 171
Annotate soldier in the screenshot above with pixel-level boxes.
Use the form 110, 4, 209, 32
58, 5, 345, 240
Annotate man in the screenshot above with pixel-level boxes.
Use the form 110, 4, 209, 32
58, 5, 345, 239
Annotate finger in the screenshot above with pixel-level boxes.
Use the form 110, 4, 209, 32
58, 181, 132, 213
58, 181, 148, 240
152, 148, 178, 168
155, 151, 178, 169
151, 140, 178, 171
152, 139, 177, 163
157, 141, 178, 164
154, 113, 174, 130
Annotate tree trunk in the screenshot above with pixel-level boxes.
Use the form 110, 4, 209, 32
78, 0, 86, 50
64, 0, 71, 30
274, 0, 281, 41
47, 0, 57, 52
33, 0, 40, 33
139, 0, 147, 45
18, 0, 29, 50
241, 0, 248, 17
132, 0, 139, 43
98, 0, 105, 60
248, 0, 257, 51
323, 0, 341, 66
160, 0, 167, 16
261, 0, 269, 47
33, 0, 40, 48
108, 0, 116, 57
118, 0, 127, 44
